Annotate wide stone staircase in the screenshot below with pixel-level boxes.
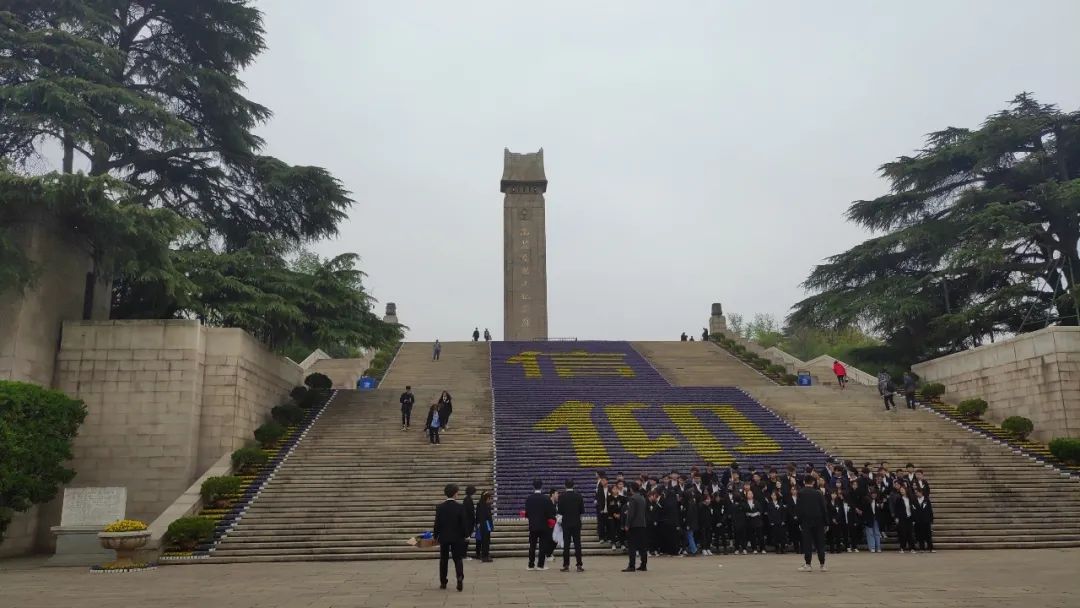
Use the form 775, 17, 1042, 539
640, 341, 1080, 549
208, 342, 497, 562
633, 340, 773, 388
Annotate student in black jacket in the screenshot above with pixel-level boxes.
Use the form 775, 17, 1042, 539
730, 489, 748, 554
660, 487, 682, 555
698, 493, 715, 555
859, 489, 885, 553
745, 489, 766, 554
556, 479, 586, 572
595, 474, 609, 542
784, 486, 802, 552
765, 490, 788, 554
433, 484, 467, 591
892, 485, 916, 553
608, 485, 627, 549
827, 490, 849, 553
474, 491, 494, 562
711, 493, 729, 554
681, 489, 701, 556
912, 488, 935, 552
646, 489, 662, 556
913, 470, 931, 496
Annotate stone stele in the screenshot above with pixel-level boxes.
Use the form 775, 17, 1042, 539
502, 148, 549, 341
47, 487, 127, 567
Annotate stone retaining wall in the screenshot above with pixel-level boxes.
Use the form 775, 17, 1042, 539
8, 320, 303, 553
912, 326, 1080, 442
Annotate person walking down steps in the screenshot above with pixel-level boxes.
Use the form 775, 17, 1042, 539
438, 390, 453, 431
425, 403, 442, 444
483, 328, 491, 342
433, 339, 442, 361
399, 385, 415, 431
472, 327, 480, 342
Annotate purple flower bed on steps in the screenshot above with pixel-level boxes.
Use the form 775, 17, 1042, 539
491, 341, 828, 516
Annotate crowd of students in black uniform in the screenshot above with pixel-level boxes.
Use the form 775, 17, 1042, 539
593, 459, 936, 557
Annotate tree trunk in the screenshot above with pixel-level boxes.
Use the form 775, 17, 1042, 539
62, 132, 74, 174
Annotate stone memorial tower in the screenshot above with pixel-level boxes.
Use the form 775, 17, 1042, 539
502, 148, 549, 340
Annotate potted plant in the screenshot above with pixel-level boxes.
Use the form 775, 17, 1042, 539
98, 519, 151, 569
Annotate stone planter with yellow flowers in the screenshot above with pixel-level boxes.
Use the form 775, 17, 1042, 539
97, 520, 152, 570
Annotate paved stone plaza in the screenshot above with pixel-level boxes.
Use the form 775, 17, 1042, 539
2, 550, 1079, 607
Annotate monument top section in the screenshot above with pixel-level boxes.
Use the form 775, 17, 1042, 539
501, 148, 547, 193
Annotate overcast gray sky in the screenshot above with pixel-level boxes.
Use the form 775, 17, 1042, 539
242, 0, 1080, 342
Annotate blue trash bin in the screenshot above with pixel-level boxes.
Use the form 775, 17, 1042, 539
797, 371, 812, 386
358, 376, 376, 389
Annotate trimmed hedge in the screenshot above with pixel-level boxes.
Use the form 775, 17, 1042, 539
957, 398, 989, 419
766, 364, 787, 376
289, 385, 309, 403
165, 516, 216, 551
1001, 416, 1034, 440
231, 446, 268, 472
304, 372, 332, 390
254, 421, 286, 447
920, 382, 946, 401
271, 403, 305, 426
200, 475, 242, 505
1048, 438, 1080, 463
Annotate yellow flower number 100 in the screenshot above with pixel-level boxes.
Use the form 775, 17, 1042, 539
533, 401, 780, 467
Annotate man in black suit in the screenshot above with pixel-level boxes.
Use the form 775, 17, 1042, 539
525, 478, 556, 570
622, 482, 649, 572
796, 477, 829, 571
557, 479, 586, 572
433, 484, 467, 591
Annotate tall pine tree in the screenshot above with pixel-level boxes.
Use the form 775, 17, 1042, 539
791, 94, 1080, 364
0, 0, 349, 246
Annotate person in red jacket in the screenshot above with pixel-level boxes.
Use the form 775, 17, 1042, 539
832, 360, 847, 389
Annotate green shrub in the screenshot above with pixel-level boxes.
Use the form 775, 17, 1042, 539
732, 344, 746, 354
289, 386, 308, 404
231, 446, 268, 472
165, 516, 216, 551
1000, 416, 1034, 440
271, 403, 305, 426
782, 373, 798, 385
0, 381, 88, 545
1048, 437, 1080, 463
766, 364, 787, 376
921, 382, 946, 401
200, 476, 243, 506
957, 398, 989, 419
304, 372, 332, 390
254, 421, 286, 447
